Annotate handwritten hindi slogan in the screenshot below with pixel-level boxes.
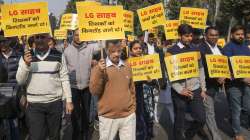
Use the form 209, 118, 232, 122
60, 14, 78, 30
54, 29, 67, 40
165, 52, 200, 82
77, 5, 125, 41
137, 3, 166, 31
2, 2, 51, 37
128, 54, 162, 82
164, 20, 180, 40
123, 10, 134, 33
0, 13, 2, 30
205, 55, 230, 78
179, 7, 208, 29
230, 56, 250, 78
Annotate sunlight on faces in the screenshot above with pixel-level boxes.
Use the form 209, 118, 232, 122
73, 29, 81, 44
107, 42, 122, 65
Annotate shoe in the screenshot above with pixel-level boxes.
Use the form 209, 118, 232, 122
234, 135, 245, 140
197, 129, 209, 140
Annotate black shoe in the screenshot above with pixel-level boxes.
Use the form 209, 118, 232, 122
197, 129, 209, 140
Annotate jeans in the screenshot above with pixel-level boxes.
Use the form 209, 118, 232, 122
172, 88, 206, 140
25, 100, 63, 140
71, 88, 92, 140
227, 85, 250, 135
205, 87, 222, 140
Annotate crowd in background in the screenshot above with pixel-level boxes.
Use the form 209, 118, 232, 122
1, 24, 250, 140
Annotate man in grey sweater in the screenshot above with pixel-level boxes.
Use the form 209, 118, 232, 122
16, 33, 73, 140
63, 29, 99, 140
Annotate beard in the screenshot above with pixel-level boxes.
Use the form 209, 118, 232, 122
232, 38, 244, 44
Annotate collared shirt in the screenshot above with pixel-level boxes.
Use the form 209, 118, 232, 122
35, 49, 51, 61
2, 50, 13, 59
177, 42, 185, 49
106, 57, 125, 69
147, 43, 155, 54
205, 41, 222, 55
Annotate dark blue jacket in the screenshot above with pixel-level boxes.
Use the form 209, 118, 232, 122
167, 43, 200, 55
0, 50, 21, 83
222, 41, 250, 57
222, 40, 250, 86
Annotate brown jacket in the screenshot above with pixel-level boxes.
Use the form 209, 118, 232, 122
89, 62, 136, 119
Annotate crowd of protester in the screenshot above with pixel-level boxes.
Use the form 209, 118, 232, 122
1, 24, 250, 140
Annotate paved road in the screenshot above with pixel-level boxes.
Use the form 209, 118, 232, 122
61, 93, 250, 140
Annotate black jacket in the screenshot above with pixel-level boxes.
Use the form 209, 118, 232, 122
0, 50, 21, 83
199, 40, 224, 89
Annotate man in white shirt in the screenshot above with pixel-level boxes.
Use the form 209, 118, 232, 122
200, 26, 224, 140
144, 33, 157, 55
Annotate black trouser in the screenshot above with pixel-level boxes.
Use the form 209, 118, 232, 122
71, 88, 91, 140
172, 88, 206, 140
25, 100, 63, 140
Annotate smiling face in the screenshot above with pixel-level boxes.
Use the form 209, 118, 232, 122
205, 29, 219, 46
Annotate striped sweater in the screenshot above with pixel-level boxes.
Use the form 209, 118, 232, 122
16, 49, 72, 103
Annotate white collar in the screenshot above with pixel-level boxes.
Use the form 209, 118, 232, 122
2, 50, 13, 59
35, 49, 51, 61
147, 43, 154, 46
205, 41, 217, 48
106, 57, 125, 68
177, 42, 185, 49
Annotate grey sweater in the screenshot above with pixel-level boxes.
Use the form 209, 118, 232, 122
64, 42, 99, 90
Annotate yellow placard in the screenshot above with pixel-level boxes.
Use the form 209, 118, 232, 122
217, 38, 226, 48
0, 13, 2, 30
148, 27, 158, 37
205, 55, 230, 78
76, 1, 101, 7
230, 56, 250, 78
60, 14, 78, 30
164, 20, 180, 40
165, 52, 199, 82
128, 54, 162, 82
179, 7, 208, 29
77, 5, 125, 41
127, 35, 135, 42
54, 29, 67, 40
2, 2, 51, 37
123, 10, 134, 33
137, 3, 166, 31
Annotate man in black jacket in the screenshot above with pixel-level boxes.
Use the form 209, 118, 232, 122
199, 26, 224, 140
0, 35, 22, 140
